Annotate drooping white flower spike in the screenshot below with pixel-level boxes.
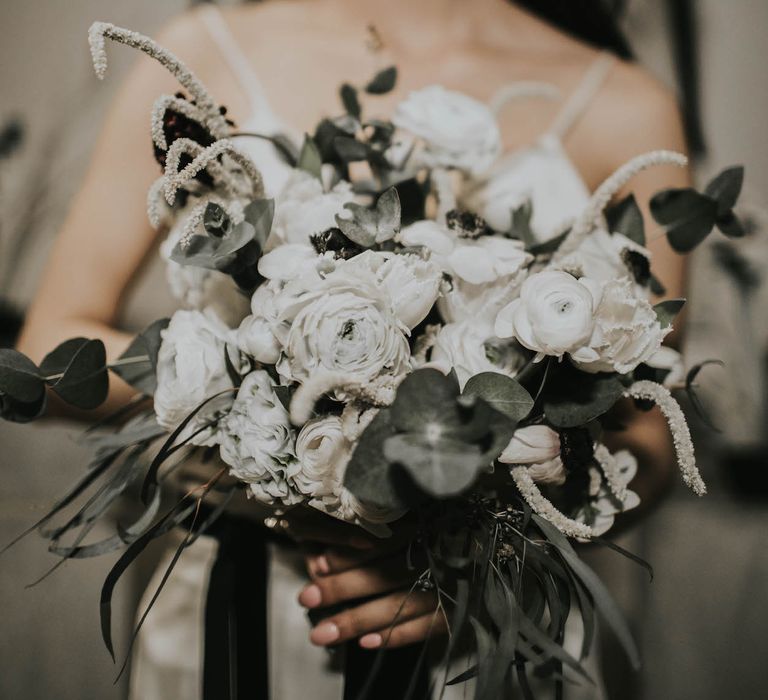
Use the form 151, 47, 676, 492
88, 22, 230, 140
163, 138, 264, 212
555, 150, 688, 260
623, 380, 706, 496
150, 94, 208, 151
510, 466, 594, 539
593, 443, 629, 501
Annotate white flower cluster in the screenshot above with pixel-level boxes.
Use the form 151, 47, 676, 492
151, 80, 694, 538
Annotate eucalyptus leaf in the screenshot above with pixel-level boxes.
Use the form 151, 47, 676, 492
650, 188, 718, 253
241, 198, 275, 250
0, 391, 47, 423
297, 134, 323, 179
389, 368, 461, 432
342, 408, 416, 510
716, 211, 746, 238
527, 230, 569, 256
383, 433, 486, 498
111, 319, 169, 395
335, 186, 401, 246
653, 298, 686, 329
705, 165, 744, 217
462, 372, 534, 422
0, 348, 43, 402
365, 66, 397, 94
43, 338, 109, 409
605, 193, 645, 245
543, 364, 624, 428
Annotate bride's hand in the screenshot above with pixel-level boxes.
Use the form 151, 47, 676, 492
298, 546, 448, 649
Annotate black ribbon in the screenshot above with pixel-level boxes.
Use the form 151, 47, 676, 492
202, 511, 270, 700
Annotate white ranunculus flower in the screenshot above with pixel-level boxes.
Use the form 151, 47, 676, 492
495, 270, 602, 362
270, 170, 353, 246
257, 243, 326, 282
399, 220, 531, 284
293, 415, 351, 501
575, 278, 669, 374
341, 250, 442, 329
499, 425, 565, 485
160, 229, 250, 327
555, 228, 651, 292
154, 309, 239, 446
276, 271, 411, 386
393, 85, 502, 174
429, 320, 526, 389
438, 273, 526, 325
218, 370, 300, 506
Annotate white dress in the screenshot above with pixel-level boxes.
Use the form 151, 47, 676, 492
130, 7, 614, 699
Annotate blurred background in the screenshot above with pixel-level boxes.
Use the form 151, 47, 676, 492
1, 0, 767, 698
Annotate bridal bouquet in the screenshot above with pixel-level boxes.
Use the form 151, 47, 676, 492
0, 22, 747, 697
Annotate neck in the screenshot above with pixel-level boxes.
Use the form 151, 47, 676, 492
319, 0, 541, 55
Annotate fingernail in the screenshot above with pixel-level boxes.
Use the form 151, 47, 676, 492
312, 555, 330, 575
298, 584, 322, 608
310, 621, 340, 646
359, 633, 382, 649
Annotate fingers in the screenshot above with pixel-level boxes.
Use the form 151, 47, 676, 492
306, 540, 414, 578
360, 610, 448, 650
308, 589, 437, 646
298, 552, 414, 609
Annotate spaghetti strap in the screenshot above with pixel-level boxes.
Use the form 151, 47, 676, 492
545, 52, 615, 140
198, 5, 277, 119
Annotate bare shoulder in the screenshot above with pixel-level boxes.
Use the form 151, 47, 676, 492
587, 59, 687, 174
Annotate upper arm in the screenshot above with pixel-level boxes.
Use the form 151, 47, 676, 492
17, 10, 218, 362
596, 64, 691, 304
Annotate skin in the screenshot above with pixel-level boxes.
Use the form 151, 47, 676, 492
17, 0, 689, 654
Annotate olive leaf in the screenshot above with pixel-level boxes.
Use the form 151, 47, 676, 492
297, 134, 323, 179
339, 83, 361, 119
605, 193, 645, 245
365, 66, 397, 95
653, 298, 686, 329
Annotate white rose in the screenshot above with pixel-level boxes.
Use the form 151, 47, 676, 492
341, 250, 442, 329
160, 229, 250, 327
276, 272, 411, 386
218, 370, 300, 506
429, 320, 525, 389
495, 270, 601, 362
154, 309, 238, 446
499, 425, 565, 485
393, 85, 502, 174
575, 278, 669, 374
270, 170, 353, 246
293, 415, 351, 501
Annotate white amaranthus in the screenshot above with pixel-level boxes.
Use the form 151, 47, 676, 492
555, 150, 688, 259
622, 379, 706, 496
510, 465, 594, 539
